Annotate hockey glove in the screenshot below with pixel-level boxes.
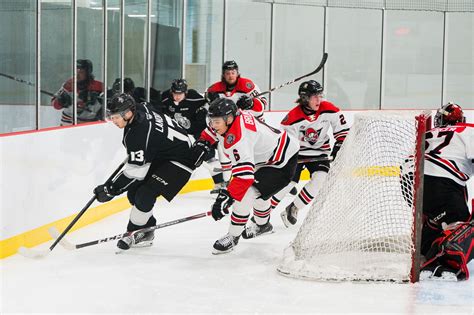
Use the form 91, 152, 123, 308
191, 139, 212, 168
94, 184, 120, 203
236, 94, 254, 110
211, 189, 234, 221
331, 141, 343, 159
56, 89, 72, 108
204, 91, 219, 104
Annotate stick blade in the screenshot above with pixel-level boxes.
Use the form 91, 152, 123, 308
48, 227, 76, 250
17, 246, 51, 259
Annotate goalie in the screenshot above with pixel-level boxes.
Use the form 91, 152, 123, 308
420, 103, 473, 281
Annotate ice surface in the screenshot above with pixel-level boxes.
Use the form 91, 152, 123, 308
1, 190, 473, 314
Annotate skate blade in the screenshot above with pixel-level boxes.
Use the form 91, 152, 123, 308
212, 247, 235, 255
280, 211, 293, 228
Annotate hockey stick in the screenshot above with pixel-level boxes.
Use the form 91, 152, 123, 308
0, 72, 55, 97
48, 211, 212, 250
18, 157, 128, 259
211, 155, 333, 172
256, 53, 328, 97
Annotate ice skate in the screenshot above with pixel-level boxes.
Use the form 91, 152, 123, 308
116, 230, 155, 252
280, 203, 299, 228
419, 264, 459, 281
212, 233, 240, 254
242, 218, 274, 239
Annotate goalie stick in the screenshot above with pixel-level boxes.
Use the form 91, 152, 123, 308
212, 155, 333, 173
18, 157, 127, 259
256, 53, 328, 98
49, 211, 212, 251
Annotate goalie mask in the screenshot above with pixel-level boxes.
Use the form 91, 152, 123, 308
434, 103, 465, 128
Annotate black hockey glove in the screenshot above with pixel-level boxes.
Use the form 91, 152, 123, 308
236, 95, 254, 110
331, 141, 343, 160
212, 189, 234, 221
57, 89, 72, 108
191, 139, 212, 168
204, 91, 219, 104
94, 184, 120, 203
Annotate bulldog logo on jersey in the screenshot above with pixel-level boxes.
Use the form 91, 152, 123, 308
226, 133, 236, 145
302, 128, 322, 145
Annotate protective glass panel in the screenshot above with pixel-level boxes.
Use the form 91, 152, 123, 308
185, 0, 223, 93
271, 4, 324, 111
0, 1, 37, 133
383, 10, 444, 109
326, 7, 382, 110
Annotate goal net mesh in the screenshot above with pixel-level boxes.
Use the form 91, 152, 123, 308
278, 111, 429, 282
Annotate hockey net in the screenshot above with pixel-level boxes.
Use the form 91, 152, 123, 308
277, 111, 431, 283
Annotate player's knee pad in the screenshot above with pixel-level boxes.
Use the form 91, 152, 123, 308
134, 185, 160, 213
422, 220, 474, 281
233, 186, 259, 217
306, 171, 327, 196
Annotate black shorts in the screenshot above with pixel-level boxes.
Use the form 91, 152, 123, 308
292, 156, 330, 182
253, 154, 298, 200
128, 160, 192, 204
423, 175, 470, 224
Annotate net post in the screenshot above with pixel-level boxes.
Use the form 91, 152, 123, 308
410, 111, 431, 283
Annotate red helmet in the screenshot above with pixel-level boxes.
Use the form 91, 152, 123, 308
434, 102, 465, 127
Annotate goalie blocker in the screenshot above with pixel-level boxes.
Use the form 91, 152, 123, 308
421, 220, 474, 281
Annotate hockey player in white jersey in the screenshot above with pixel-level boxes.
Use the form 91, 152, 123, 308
201, 98, 299, 254
269, 80, 349, 227
419, 103, 474, 281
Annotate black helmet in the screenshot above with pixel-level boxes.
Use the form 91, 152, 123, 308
208, 98, 238, 119
108, 93, 136, 117
434, 102, 465, 128
222, 60, 239, 73
112, 78, 136, 95
171, 79, 188, 93
77, 59, 93, 74
298, 80, 323, 98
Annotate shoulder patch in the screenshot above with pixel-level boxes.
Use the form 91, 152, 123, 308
226, 133, 236, 145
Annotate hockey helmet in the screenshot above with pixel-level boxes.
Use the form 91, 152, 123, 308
112, 78, 136, 95
222, 60, 239, 73
434, 102, 465, 128
107, 93, 136, 118
298, 80, 323, 98
77, 59, 93, 75
171, 79, 188, 94
208, 98, 238, 119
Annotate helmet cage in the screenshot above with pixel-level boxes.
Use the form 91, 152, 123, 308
434, 103, 465, 128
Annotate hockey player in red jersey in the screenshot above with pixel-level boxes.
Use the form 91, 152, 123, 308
51, 59, 104, 125
419, 103, 473, 281
269, 80, 349, 227
202, 98, 299, 254
205, 60, 267, 120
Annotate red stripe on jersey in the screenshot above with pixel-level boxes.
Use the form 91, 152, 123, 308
425, 154, 469, 181
269, 132, 288, 164
227, 176, 254, 201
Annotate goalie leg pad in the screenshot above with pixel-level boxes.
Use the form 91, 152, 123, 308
421, 220, 474, 281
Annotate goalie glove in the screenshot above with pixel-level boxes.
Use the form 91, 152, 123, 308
211, 189, 234, 221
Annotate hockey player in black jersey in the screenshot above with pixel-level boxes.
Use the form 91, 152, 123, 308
93, 93, 212, 250
159, 79, 227, 193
